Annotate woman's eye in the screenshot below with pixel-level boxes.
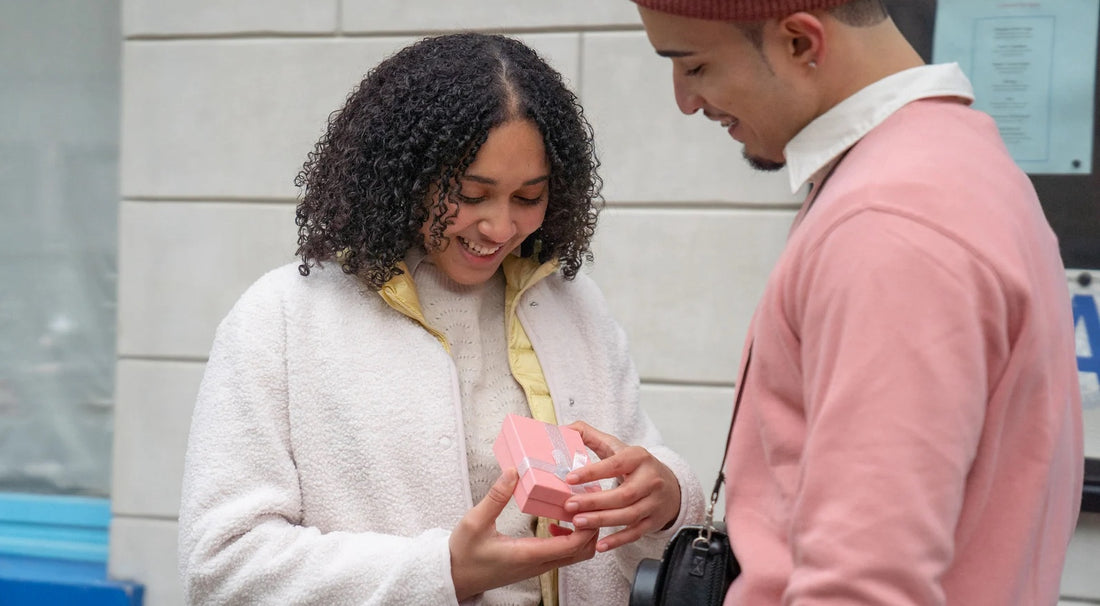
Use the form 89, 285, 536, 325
515, 194, 545, 206
685, 64, 703, 76
455, 192, 485, 204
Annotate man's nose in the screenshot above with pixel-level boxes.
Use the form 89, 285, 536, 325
672, 73, 703, 116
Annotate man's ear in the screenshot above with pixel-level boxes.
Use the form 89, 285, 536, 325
775, 12, 826, 68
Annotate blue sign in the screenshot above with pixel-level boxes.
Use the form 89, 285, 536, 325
1075, 294, 1100, 379
1074, 293, 1100, 412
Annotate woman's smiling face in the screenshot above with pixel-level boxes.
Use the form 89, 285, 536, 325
421, 119, 550, 286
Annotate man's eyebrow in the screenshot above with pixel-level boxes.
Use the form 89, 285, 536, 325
463, 174, 550, 186
656, 49, 695, 58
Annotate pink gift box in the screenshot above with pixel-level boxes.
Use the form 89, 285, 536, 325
493, 414, 601, 522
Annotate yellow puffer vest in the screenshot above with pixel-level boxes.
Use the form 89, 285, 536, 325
377, 254, 564, 606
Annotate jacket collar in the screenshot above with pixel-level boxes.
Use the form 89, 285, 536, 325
785, 62, 975, 193
376, 249, 558, 351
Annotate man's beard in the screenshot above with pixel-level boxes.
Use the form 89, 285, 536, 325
744, 149, 785, 172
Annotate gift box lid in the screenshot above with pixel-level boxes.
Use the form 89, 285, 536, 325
493, 414, 598, 507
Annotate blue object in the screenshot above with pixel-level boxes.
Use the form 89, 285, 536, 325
1074, 293, 1100, 380
0, 494, 144, 605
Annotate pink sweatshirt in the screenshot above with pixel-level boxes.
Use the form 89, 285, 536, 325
724, 88, 1084, 603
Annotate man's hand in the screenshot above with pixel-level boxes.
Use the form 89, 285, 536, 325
561, 421, 682, 552
449, 469, 599, 601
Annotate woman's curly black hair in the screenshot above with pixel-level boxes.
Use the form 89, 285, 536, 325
294, 33, 603, 288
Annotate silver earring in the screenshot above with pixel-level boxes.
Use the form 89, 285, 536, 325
809, 60, 818, 68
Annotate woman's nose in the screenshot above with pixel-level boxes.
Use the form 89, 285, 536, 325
477, 201, 517, 242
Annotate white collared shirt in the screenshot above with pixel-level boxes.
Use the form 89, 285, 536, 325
784, 62, 975, 193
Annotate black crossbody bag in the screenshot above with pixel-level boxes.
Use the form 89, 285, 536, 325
628, 148, 853, 606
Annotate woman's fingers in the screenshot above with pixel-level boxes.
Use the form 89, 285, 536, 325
565, 442, 645, 487
450, 473, 600, 601
566, 421, 625, 460
593, 522, 651, 552
560, 442, 684, 552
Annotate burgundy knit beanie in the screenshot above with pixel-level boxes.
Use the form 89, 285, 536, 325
631, 0, 851, 21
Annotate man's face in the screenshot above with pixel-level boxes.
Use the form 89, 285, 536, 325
638, 6, 810, 171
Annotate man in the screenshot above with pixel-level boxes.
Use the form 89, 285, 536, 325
631, 1, 1084, 603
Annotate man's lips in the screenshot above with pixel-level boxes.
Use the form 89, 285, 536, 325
704, 111, 740, 137
718, 117, 741, 142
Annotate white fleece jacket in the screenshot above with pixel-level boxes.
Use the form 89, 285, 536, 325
178, 261, 705, 605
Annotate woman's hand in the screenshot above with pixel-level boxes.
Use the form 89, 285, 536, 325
561, 421, 682, 552
449, 469, 599, 601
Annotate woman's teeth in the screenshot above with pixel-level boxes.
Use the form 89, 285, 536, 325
459, 237, 502, 257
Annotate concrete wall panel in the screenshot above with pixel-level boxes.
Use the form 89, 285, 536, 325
112, 360, 204, 518
117, 201, 297, 358
341, 1, 639, 33
588, 207, 794, 384
124, 0, 338, 36
122, 34, 581, 201
109, 517, 183, 606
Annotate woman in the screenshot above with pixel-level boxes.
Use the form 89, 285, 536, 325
178, 32, 704, 605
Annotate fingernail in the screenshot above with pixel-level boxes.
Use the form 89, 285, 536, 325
564, 501, 578, 512
565, 473, 578, 483
549, 523, 573, 537
573, 516, 588, 527
596, 542, 609, 552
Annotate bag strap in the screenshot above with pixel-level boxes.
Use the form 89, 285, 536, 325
703, 145, 855, 531
702, 344, 752, 531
